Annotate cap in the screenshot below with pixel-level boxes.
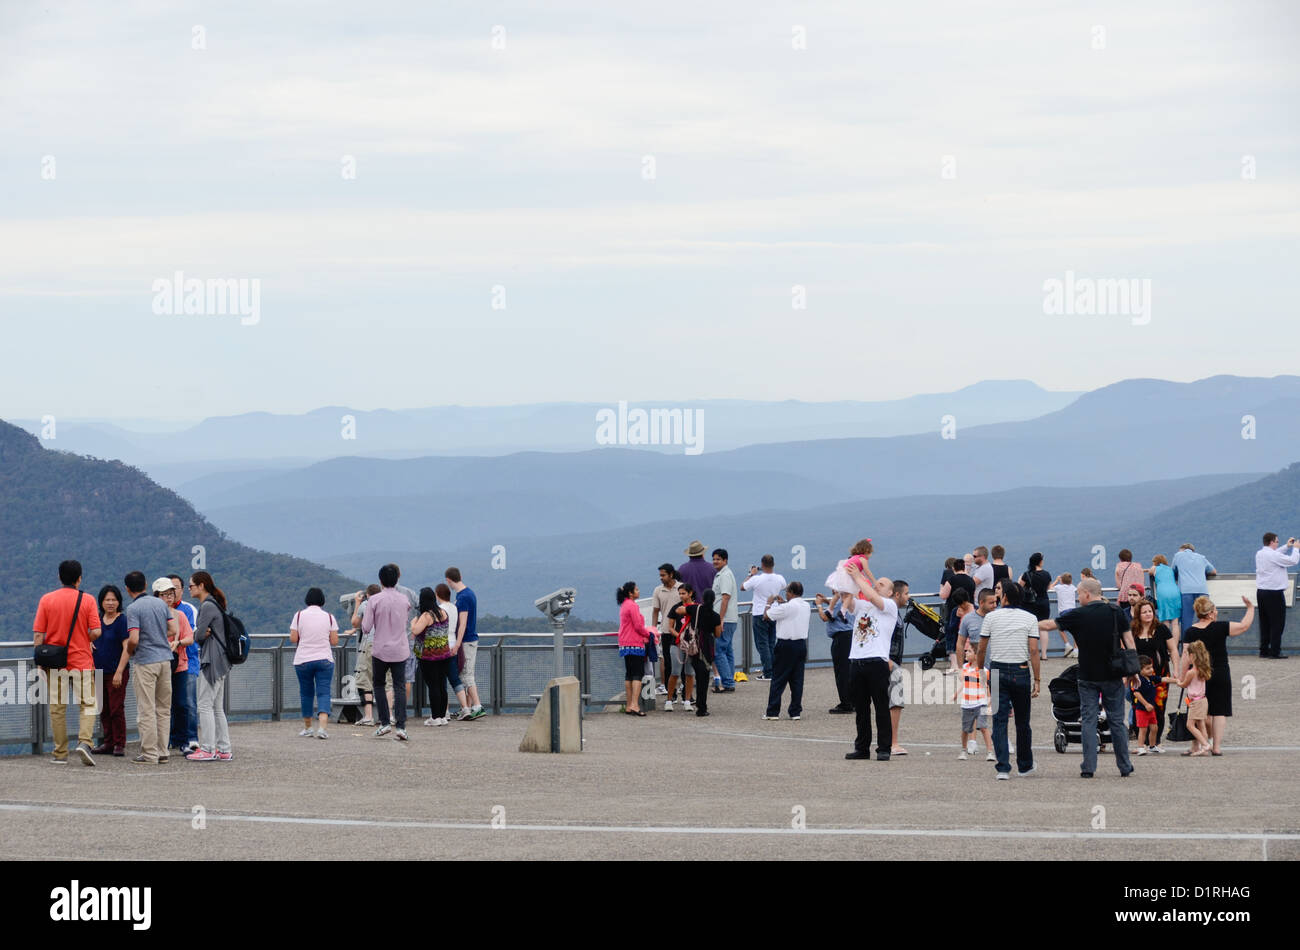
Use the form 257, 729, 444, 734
151, 577, 174, 593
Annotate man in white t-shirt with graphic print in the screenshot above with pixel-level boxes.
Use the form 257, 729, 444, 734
843, 561, 899, 761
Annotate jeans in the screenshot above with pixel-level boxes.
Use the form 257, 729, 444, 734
715, 622, 737, 688
1180, 593, 1200, 637
830, 631, 853, 709
990, 662, 1033, 774
169, 671, 198, 748
296, 659, 334, 720
848, 658, 891, 754
1258, 588, 1287, 656
372, 657, 407, 728
1078, 678, 1133, 775
132, 660, 173, 762
196, 673, 231, 754
752, 616, 776, 677
765, 639, 807, 717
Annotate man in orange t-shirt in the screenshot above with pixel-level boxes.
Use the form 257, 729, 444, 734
32, 559, 102, 765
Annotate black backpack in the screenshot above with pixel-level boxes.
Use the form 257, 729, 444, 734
212, 599, 250, 665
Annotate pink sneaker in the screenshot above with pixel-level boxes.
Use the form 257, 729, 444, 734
215, 751, 233, 761
186, 749, 218, 761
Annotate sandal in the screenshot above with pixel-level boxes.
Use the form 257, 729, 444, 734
1190, 749, 1209, 757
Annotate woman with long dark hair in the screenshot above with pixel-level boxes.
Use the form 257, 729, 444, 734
187, 571, 232, 761
1130, 600, 1178, 753
684, 590, 721, 718
1020, 553, 1052, 626
411, 585, 469, 726
617, 581, 653, 716
91, 585, 131, 756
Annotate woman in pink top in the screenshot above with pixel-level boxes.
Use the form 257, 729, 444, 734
1115, 550, 1145, 611
618, 582, 653, 716
290, 588, 340, 739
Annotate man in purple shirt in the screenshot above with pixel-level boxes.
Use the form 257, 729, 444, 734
361, 563, 413, 740
678, 541, 716, 602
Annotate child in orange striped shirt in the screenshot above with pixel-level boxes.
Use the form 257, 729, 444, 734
954, 640, 994, 760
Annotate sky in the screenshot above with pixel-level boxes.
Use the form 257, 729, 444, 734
2, 0, 1298, 419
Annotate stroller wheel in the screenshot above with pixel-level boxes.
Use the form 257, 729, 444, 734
1054, 724, 1067, 754
919, 653, 935, 671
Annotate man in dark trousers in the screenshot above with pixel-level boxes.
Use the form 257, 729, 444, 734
1255, 533, 1299, 659
816, 591, 854, 714
843, 561, 899, 760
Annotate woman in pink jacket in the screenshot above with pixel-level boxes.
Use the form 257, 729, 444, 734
618, 581, 653, 716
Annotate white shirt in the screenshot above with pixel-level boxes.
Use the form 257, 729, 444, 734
848, 598, 897, 660
1054, 584, 1077, 612
438, 600, 460, 649
1255, 545, 1299, 591
743, 571, 788, 616
979, 607, 1038, 664
971, 562, 995, 600
765, 598, 810, 640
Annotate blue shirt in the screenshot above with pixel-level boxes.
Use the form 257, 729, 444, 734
456, 587, 478, 643
93, 614, 129, 672
1170, 549, 1215, 595
821, 600, 852, 637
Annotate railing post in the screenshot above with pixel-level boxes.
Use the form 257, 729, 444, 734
31, 676, 44, 756
492, 638, 503, 715
741, 611, 753, 675
271, 647, 281, 722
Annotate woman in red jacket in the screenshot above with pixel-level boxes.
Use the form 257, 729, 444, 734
618, 581, 653, 716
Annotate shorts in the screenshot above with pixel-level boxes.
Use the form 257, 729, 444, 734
460, 640, 478, 691
1135, 708, 1156, 728
353, 637, 374, 694
624, 654, 645, 682
671, 644, 697, 677
889, 666, 905, 708
961, 705, 990, 733
404, 653, 417, 684
1187, 697, 1207, 719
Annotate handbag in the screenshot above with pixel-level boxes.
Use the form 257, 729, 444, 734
1167, 687, 1192, 742
34, 591, 83, 669
1109, 605, 1141, 678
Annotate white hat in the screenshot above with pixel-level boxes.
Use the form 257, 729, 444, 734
151, 577, 174, 593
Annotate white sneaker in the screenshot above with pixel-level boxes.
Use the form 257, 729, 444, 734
1152, 745, 1165, 754
682, 700, 693, 711
456, 709, 473, 721
1135, 747, 1149, 756
298, 728, 315, 737
664, 700, 674, 712
789, 715, 800, 721
437, 717, 449, 726
655, 684, 668, 695
967, 739, 977, 755
316, 730, 328, 740
761, 714, 779, 720
423, 717, 437, 727
996, 772, 1009, 781
986, 752, 996, 762
957, 752, 968, 760
1016, 763, 1039, 777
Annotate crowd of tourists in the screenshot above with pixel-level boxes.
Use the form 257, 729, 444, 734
28, 560, 483, 764
28, 532, 1295, 774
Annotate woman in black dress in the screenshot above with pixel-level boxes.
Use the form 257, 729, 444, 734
1020, 553, 1052, 624
1131, 600, 1178, 752
1182, 594, 1254, 755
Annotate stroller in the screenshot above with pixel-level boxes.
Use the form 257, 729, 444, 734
902, 599, 947, 670
1049, 664, 1112, 753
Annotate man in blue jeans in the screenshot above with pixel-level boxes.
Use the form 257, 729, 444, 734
976, 582, 1041, 779
1041, 577, 1135, 778
168, 574, 200, 752
711, 549, 739, 691
743, 555, 786, 680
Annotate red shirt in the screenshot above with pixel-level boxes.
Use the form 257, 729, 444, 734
33, 587, 100, 671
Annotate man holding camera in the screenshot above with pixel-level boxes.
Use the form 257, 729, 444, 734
1255, 533, 1299, 659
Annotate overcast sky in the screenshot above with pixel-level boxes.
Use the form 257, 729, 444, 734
2, 0, 1298, 419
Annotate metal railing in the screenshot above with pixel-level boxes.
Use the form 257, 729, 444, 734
0, 580, 1284, 756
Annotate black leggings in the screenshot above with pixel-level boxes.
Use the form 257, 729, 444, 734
690, 656, 710, 714
419, 658, 456, 719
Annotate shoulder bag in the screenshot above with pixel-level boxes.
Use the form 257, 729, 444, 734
1109, 605, 1141, 678
34, 592, 83, 669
